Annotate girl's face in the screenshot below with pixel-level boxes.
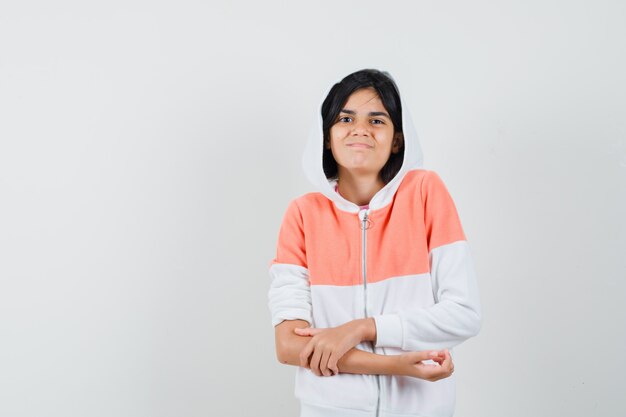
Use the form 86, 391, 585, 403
327, 87, 402, 180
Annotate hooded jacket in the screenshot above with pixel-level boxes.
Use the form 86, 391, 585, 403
267, 71, 482, 417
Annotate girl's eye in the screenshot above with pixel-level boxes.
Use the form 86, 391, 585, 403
338, 116, 352, 123
371, 119, 384, 125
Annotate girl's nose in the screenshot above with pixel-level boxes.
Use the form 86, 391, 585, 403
351, 120, 370, 136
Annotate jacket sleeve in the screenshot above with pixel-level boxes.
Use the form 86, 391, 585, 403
267, 199, 312, 327
373, 170, 482, 351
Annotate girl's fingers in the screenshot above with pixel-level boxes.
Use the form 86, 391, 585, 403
441, 349, 453, 373
309, 346, 324, 376
299, 340, 315, 368
328, 352, 340, 376
407, 351, 437, 363
443, 349, 451, 366
416, 363, 442, 380
319, 349, 333, 376
294, 327, 324, 336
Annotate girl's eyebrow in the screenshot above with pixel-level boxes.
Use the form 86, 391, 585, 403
340, 109, 390, 118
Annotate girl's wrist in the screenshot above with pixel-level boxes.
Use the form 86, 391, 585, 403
358, 318, 377, 342
386, 355, 406, 376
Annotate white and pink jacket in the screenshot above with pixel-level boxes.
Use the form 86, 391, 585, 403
268, 72, 482, 417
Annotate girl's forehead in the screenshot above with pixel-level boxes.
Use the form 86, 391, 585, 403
343, 88, 384, 110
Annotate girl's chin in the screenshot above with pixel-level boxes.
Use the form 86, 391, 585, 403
338, 165, 383, 175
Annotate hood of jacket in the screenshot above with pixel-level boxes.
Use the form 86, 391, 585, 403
301, 70, 424, 213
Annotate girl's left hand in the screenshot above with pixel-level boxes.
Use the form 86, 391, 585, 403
294, 319, 375, 377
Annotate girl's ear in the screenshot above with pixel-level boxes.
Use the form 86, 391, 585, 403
325, 138, 331, 149
392, 132, 404, 153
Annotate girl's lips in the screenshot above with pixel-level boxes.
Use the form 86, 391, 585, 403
347, 143, 372, 148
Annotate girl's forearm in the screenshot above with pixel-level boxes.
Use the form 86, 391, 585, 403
337, 347, 401, 376
275, 320, 403, 376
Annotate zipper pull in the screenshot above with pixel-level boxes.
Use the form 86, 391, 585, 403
359, 209, 371, 229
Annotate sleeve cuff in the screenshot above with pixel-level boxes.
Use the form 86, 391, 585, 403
373, 314, 403, 348
271, 309, 312, 327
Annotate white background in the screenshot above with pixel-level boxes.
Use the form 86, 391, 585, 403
1, 1, 625, 416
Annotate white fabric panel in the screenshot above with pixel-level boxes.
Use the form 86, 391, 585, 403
310, 283, 364, 328
295, 366, 379, 412
268, 263, 312, 327
367, 272, 436, 347
373, 240, 482, 351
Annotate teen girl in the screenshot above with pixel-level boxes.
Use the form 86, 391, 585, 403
268, 69, 482, 417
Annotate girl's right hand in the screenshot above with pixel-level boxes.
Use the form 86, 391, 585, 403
396, 349, 454, 381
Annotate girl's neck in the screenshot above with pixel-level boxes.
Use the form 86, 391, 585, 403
336, 171, 385, 207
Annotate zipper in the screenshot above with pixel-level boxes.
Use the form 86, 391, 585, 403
360, 209, 369, 318
359, 208, 380, 417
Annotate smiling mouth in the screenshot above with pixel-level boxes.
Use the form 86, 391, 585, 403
347, 143, 373, 148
